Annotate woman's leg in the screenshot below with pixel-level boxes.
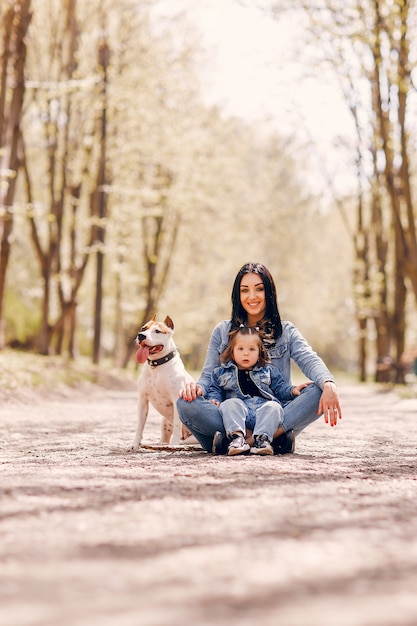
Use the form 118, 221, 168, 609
282, 383, 322, 436
177, 397, 224, 452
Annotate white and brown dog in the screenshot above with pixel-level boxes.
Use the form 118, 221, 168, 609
129, 315, 195, 450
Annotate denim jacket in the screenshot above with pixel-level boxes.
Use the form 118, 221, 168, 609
208, 360, 294, 404
198, 319, 335, 396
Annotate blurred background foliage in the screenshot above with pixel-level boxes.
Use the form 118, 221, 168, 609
1, 0, 417, 384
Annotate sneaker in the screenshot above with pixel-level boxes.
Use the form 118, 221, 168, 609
212, 431, 227, 455
227, 433, 250, 456
272, 429, 295, 455
251, 434, 274, 456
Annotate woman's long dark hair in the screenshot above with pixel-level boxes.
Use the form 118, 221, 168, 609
230, 262, 283, 341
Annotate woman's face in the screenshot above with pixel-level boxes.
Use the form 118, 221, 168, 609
239, 273, 266, 324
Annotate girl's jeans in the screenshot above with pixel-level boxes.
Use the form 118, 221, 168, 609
219, 397, 283, 441
177, 383, 322, 452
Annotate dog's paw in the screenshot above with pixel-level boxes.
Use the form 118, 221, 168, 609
127, 442, 140, 452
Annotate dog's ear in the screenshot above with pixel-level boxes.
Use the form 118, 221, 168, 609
151, 314, 156, 321
164, 315, 174, 330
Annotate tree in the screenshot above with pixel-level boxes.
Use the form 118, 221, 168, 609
22, 0, 107, 355
2, 0, 354, 374
260, 0, 417, 381
92, 34, 110, 365
0, 0, 32, 348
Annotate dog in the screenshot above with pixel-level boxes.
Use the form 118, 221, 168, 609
129, 315, 196, 450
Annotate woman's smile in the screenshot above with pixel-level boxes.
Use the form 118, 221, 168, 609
240, 273, 266, 324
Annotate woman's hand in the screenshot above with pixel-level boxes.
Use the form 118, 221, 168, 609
318, 381, 342, 426
291, 381, 312, 396
179, 381, 203, 402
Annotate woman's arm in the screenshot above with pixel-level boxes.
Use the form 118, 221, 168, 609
179, 321, 229, 401
285, 322, 342, 426
287, 323, 335, 388
318, 381, 342, 426
206, 372, 224, 405
197, 321, 230, 393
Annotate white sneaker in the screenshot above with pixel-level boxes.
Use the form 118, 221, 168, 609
227, 433, 250, 456
251, 434, 274, 456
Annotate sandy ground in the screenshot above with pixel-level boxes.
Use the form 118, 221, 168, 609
1, 381, 417, 626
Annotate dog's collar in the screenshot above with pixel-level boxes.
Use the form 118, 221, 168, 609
147, 349, 177, 368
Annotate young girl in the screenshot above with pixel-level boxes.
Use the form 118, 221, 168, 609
208, 326, 304, 456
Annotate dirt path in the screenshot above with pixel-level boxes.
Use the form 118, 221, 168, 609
1, 382, 417, 626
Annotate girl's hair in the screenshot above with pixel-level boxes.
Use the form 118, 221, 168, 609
220, 326, 270, 366
230, 262, 283, 342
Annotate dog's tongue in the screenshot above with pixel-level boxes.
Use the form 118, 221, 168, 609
135, 345, 150, 364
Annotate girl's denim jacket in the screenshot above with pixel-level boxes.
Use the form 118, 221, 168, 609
198, 319, 335, 397
208, 360, 294, 404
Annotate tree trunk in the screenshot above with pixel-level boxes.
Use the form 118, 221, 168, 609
92, 37, 110, 365
358, 317, 367, 383
0, 0, 32, 348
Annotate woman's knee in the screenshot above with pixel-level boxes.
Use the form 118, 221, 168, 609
176, 397, 196, 425
303, 382, 322, 404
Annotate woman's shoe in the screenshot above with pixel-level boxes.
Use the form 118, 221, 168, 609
272, 429, 295, 455
212, 431, 227, 455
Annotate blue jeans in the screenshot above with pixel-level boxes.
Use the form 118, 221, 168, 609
177, 383, 322, 452
220, 397, 283, 441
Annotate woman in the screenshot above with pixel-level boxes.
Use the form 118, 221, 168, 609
177, 262, 342, 454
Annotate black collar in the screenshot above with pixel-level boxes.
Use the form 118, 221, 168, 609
147, 349, 177, 368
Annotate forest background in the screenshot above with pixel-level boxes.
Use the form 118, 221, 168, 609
1, 0, 417, 385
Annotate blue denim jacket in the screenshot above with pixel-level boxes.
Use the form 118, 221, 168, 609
198, 319, 335, 396
208, 360, 294, 404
